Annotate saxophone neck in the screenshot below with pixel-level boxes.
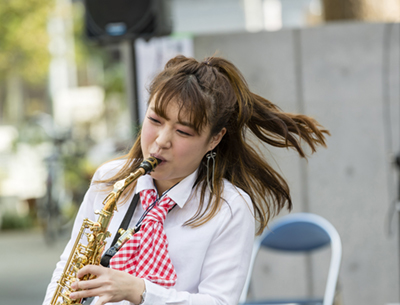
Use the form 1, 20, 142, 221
103, 166, 147, 210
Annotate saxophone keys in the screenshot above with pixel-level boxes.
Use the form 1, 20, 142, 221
91, 222, 102, 232
76, 254, 88, 267
85, 233, 95, 243
61, 291, 72, 301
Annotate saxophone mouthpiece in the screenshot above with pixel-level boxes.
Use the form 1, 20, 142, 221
139, 157, 162, 174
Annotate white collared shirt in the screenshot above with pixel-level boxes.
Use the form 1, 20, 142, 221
43, 160, 255, 305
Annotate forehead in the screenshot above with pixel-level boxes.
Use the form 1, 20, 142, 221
149, 94, 209, 133
149, 99, 187, 121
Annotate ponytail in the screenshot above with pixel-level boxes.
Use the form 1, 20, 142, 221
196, 56, 329, 234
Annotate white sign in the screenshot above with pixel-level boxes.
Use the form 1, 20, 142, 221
135, 36, 194, 123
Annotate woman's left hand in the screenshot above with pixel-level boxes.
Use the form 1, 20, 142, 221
69, 265, 145, 305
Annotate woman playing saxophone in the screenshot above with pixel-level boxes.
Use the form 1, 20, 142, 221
43, 55, 328, 305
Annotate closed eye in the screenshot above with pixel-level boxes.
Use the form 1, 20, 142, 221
148, 116, 160, 124
177, 130, 192, 136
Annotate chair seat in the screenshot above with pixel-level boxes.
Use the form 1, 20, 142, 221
241, 298, 323, 305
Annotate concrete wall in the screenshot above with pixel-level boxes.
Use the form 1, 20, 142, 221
193, 22, 400, 305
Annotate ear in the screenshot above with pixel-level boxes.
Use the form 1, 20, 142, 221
209, 128, 226, 151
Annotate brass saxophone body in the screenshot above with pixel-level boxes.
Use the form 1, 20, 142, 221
50, 157, 160, 305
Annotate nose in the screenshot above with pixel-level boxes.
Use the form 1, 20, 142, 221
155, 126, 172, 149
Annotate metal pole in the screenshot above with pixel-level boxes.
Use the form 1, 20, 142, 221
293, 28, 314, 298
120, 39, 139, 137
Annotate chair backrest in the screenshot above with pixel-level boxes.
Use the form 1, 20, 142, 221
239, 213, 342, 305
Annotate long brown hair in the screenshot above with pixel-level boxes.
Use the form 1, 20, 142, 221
98, 55, 329, 235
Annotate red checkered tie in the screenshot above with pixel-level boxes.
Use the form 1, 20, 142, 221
109, 189, 177, 287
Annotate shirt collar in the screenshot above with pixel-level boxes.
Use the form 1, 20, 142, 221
136, 169, 198, 208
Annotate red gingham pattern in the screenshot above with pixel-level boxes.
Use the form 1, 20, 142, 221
109, 189, 177, 287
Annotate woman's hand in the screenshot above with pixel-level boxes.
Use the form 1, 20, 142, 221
69, 265, 145, 305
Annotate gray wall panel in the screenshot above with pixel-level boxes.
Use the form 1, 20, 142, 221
194, 22, 400, 305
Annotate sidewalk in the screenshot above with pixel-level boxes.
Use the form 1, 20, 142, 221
0, 229, 67, 305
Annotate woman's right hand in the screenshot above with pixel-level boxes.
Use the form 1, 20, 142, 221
70, 265, 145, 305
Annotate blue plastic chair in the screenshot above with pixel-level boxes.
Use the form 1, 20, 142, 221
239, 213, 342, 305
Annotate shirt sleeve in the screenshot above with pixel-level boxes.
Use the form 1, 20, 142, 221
139, 192, 255, 305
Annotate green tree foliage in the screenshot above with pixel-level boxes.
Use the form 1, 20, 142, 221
0, 0, 54, 84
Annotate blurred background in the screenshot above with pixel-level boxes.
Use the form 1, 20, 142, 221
0, 0, 399, 304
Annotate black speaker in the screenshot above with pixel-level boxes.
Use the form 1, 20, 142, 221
84, 0, 172, 43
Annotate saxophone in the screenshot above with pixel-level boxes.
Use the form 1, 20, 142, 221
50, 157, 160, 305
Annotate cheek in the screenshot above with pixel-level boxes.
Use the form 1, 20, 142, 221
141, 124, 150, 140
141, 122, 154, 151
175, 140, 208, 164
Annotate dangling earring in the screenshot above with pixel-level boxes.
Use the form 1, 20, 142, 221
206, 151, 216, 193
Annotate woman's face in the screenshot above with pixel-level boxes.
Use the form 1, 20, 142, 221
141, 98, 225, 194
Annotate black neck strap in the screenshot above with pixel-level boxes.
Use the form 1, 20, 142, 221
111, 193, 140, 246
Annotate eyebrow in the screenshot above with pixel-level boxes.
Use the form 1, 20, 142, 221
150, 107, 196, 130
178, 120, 196, 130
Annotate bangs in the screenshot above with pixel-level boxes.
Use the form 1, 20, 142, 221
149, 73, 212, 134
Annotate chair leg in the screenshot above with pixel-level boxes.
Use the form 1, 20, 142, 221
333, 279, 343, 305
